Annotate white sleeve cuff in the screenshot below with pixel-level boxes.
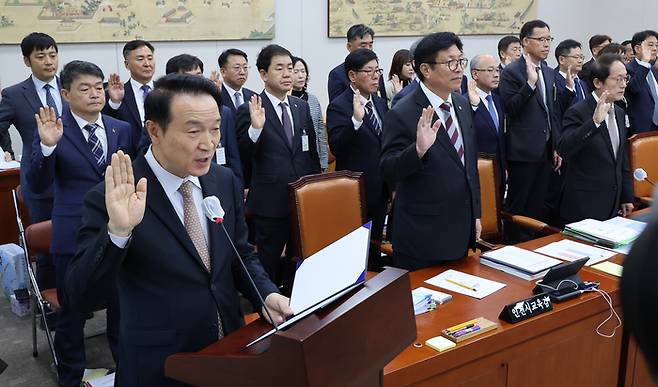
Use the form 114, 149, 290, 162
40, 142, 56, 157
108, 99, 122, 110
109, 232, 131, 248
248, 126, 263, 142
352, 116, 363, 130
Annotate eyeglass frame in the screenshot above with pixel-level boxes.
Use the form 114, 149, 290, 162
355, 68, 384, 77
473, 67, 500, 74
526, 36, 555, 44
426, 57, 469, 72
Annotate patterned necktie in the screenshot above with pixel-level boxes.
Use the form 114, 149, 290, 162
178, 181, 224, 339
485, 94, 499, 132
234, 91, 243, 107
645, 71, 658, 125
364, 101, 382, 135
280, 101, 293, 146
43, 84, 59, 117
141, 84, 151, 102
82, 123, 105, 168
439, 102, 464, 165
607, 108, 620, 158
535, 66, 551, 140
574, 77, 585, 102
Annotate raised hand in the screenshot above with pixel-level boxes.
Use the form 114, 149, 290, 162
565, 65, 575, 89
35, 106, 63, 147
3, 151, 11, 162
415, 106, 441, 158
107, 73, 125, 103
262, 293, 293, 325
593, 90, 612, 125
209, 70, 223, 91
391, 74, 402, 93
248, 95, 265, 130
525, 54, 538, 86
106, 151, 147, 237
352, 89, 365, 122
467, 79, 480, 106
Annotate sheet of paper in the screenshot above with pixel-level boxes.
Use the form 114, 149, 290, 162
414, 286, 452, 304
591, 261, 624, 277
481, 246, 561, 274
289, 223, 369, 314
566, 218, 641, 244
605, 216, 647, 233
0, 160, 20, 170
534, 239, 616, 266
424, 269, 505, 299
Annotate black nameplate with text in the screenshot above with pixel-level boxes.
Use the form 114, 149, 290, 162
499, 293, 553, 324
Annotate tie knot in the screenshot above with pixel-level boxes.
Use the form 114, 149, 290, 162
279, 101, 288, 108
235, 91, 242, 98
83, 123, 97, 133
178, 180, 194, 198
43, 84, 53, 90
485, 94, 493, 102
141, 84, 151, 94
439, 102, 451, 112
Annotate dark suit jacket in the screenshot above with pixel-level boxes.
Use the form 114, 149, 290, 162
328, 62, 387, 102
137, 104, 244, 185
327, 87, 389, 212
102, 80, 145, 148
0, 76, 67, 201
625, 60, 658, 135
391, 79, 419, 107
557, 95, 633, 223
498, 56, 568, 162
236, 92, 321, 217
66, 157, 278, 387
469, 92, 507, 174
553, 68, 587, 122
380, 86, 481, 264
578, 58, 595, 86
220, 85, 256, 115
27, 109, 133, 255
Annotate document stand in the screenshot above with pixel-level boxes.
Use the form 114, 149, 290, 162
165, 267, 416, 387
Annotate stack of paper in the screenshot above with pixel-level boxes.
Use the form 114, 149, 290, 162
564, 217, 645, 248
534, 239, 616, 266
480, 246, 562, 281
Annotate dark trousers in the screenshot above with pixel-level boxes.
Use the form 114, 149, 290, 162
504, 145, 552, 243
366, 198, 387, 271
25, 196, 56, 290
54, 254, 119, 387
253, 216, 293, 291
392, 250, 465, 271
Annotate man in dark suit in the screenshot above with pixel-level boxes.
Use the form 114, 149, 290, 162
137, 54, 244, 185
625, 30, 658, 135
498, 19, 568, 242
557, 54, 634, 224
236, 45, 321, 288
327, 48, 389, 269
327, 24, 387, 103
466, 54, 506, 194
498, 35, 522, 71
217, 48, 257, 115
380, 32, 481, 271
66, 74, 291, 387
28, 61, 132, 387
579, 34, 612, 83
0, 32, 65, 291
103, 40, 155, 149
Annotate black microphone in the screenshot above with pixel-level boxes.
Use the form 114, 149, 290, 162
633, 168, 655, 186
202, 196, 280, 330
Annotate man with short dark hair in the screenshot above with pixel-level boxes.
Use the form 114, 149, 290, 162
328, 24, 387, 102
327, 48, 389, 269
29, 60, 132, 387
579, 34, 612, 82
67, 73, 291, 386
498, 19, 568, 242
558, 54, 633, 224
554, 39, 588, 105
236, 45, 321, 289
498, 35, 522, 70
165, 53, 204, 75
381, 32, 481, 270
622, 40, 635, 64
625, 30, 658, 134
104, 39, 156, 148
0, 32, 64, 294
217, 48, 257, 114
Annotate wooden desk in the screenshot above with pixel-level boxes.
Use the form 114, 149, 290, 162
0, 168, 22, 245
384, 234, 626, 387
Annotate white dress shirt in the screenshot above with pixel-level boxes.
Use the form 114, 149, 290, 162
248, 89, 294, 142
40, 112, 107, 158
419, 80, 463, 141
223, 83, 246, 109
636, 58, 658, 96
475, 87, 500, 120
108, 78, 154, 124
31, 75, 63, 115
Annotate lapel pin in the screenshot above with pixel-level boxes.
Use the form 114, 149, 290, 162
458, 105, 462, 111
112, 128, 116, 133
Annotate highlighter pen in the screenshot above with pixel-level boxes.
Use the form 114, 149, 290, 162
446, 278, 477, 291
445, 319, 480, 333
453, 325, 481, 338
449, 324, 476, 336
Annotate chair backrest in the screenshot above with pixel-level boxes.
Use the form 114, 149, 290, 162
25, 220, 52, 260
477, 154, 502, 240
289, 171, 365, 260
628, 131, 658, 200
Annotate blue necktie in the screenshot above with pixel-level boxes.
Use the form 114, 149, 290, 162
486, 94, 499, 132
83, 123, 106, 168
141, 84, 151, 102
574, 78, 585, 102
646, 71, 658, 125
365, 101, 382, 135
43, 84, 59, 117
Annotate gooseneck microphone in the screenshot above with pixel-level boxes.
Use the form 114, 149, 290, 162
633, 168, 655, 186
202, 196, 279, 329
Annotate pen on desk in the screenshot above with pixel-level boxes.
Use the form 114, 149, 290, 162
446, 278, 477, 291
449, 324, 475, 336
445, 319, 480, 333
453, 325, 481, 338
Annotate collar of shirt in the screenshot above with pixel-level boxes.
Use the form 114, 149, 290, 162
476, 86, 492, 104
31, 75, 59, 92
635, 57, 653, 68
70, 111, 104, 132
263, 89, 290, 110
144, 147, 202, 199
350, 85, 373, 105
130, 78, 154, 96
222, 83, 242, 98
419, 80, 453, 111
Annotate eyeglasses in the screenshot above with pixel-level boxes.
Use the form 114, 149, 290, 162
357, 68, 384, 77
564, 55, 585, 60
474, 67, 500, 74
226, 65, 250, 72
427, 58, 469, 72
614, 74, 630, 84
527, 36, 555, 44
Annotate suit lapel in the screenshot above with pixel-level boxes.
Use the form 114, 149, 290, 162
452, 94, 470, 169
123, 82, 142, 128
290, 97, 303, 154
135, 157, 210, 274
221, 86, 237, 113
261, 91, 292, 152
199, 170, 232, 280
587, 97, 616, 160
61, 110, 104, 176
103, 115, 120, 155
413, 88, 462, 168
21, 78, 43, 113
537, 63, 550, 115
614, 105, 626, 160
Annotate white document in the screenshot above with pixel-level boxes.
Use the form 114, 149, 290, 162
566, 218, 641, 244
413, 286, 452, 304
424, 269, 505, 299
481, 246, 561, 274
605, 216, 647, 233
289, 223, 369, 314
534, 239, 616, 266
